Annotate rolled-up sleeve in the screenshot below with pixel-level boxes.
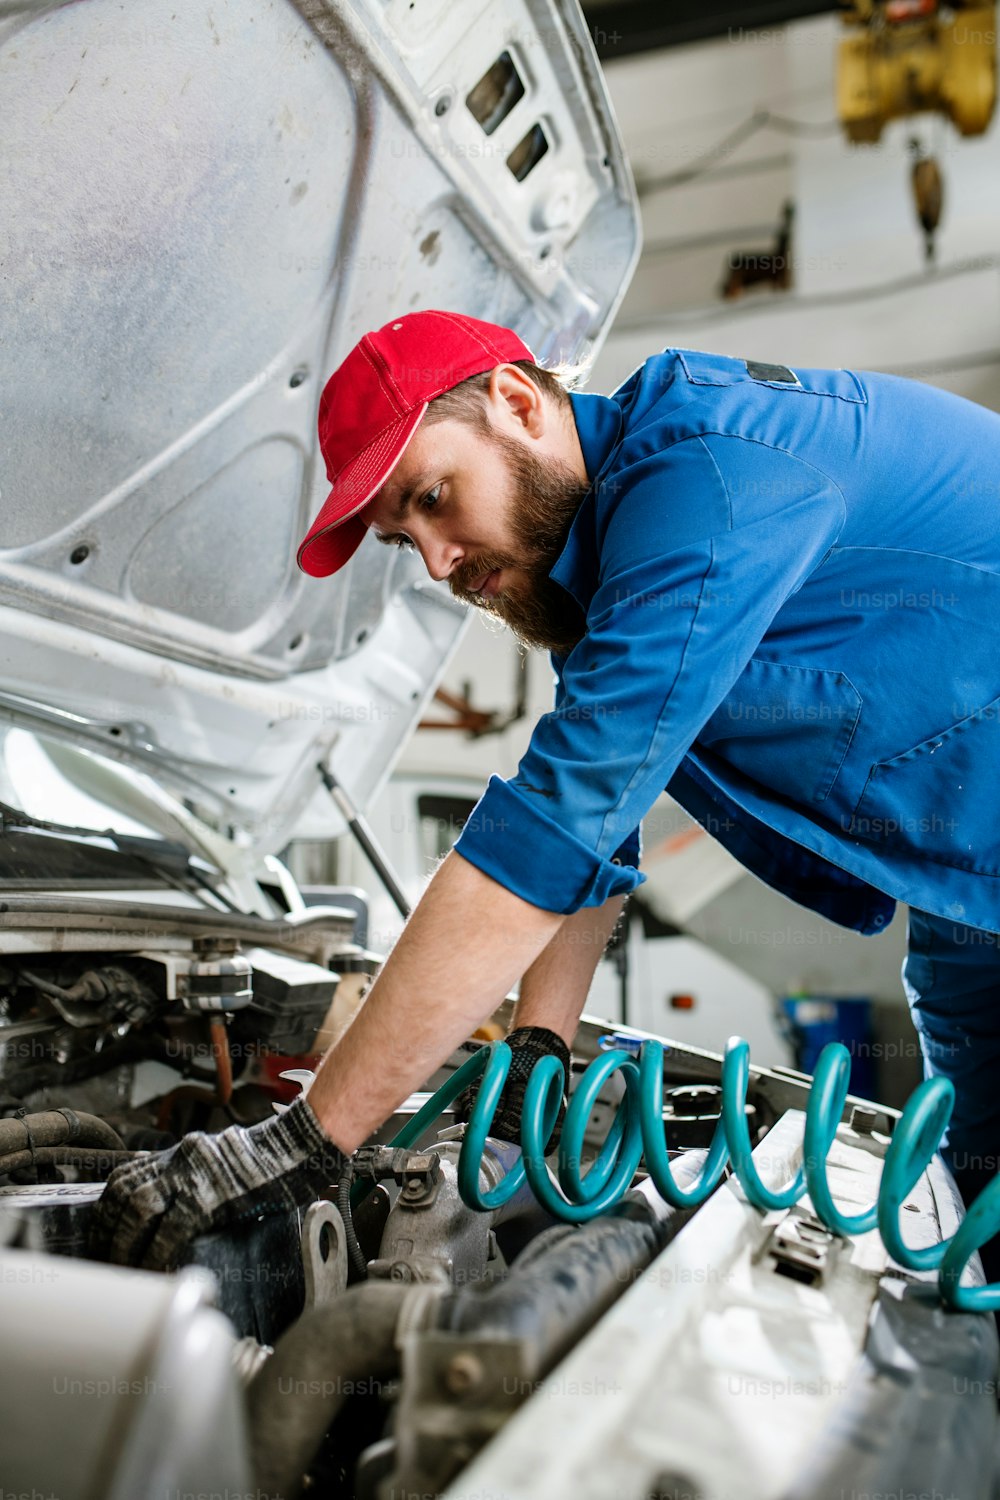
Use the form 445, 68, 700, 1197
455, 433, 846, 913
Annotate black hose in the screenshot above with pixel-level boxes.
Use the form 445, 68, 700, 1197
0, 1147, 134, 1179
337, 1169, 369, 1281
438, 1192, 668, 1373
503, 1220, 579, 1272
248, 1180, 696, 1499
247, 1281, 410, 1500
0, 1110, 125, 1158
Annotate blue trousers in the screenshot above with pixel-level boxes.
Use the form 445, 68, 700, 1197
903, 908, 1000, 1192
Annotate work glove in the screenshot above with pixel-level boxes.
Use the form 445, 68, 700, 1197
89, 1096, 346, 1273
458, 1026, 571, 1151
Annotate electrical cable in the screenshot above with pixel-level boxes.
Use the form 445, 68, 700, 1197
337, 1168, 370, 1280
635, 108, 840, 198
379, 1036, 1000, 1314
613, 253, 1000, 332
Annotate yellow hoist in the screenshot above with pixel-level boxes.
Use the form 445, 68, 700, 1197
838, 0, 997, 257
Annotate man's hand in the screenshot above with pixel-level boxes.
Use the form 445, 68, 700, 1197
305, 853, 564, 1153
458, 1026, 571, 1149
89, 1097, 346, 1272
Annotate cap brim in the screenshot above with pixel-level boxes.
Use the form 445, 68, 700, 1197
297, 403, 428, 578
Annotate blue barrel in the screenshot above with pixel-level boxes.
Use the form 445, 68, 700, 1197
781, 994, 875, 1099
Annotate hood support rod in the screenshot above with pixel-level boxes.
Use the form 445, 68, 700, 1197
316, 764, 411, 921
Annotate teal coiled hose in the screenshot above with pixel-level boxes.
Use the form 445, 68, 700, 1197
384, 1036, 1000, 1314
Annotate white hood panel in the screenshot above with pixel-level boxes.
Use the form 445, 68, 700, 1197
0, 0, 639, 850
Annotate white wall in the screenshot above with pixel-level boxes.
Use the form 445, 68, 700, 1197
593, 15, 1000, 406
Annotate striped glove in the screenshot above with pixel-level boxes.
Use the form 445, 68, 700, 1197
89, 1096, 346, 1272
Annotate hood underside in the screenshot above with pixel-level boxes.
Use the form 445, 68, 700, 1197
0, 0, 639, 856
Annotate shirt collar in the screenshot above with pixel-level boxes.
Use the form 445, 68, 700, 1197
549, 391, 624, 605
568, 390, 624, 483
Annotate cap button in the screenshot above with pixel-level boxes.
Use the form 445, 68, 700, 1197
392, 322, 403, 330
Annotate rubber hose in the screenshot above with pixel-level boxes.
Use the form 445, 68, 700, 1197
249, 1191, 683, 1498
0, 1147, 133, 1178
437, 1188, 680, 1375
0, 1110, 125, 1156
247, 1281, 410, 1500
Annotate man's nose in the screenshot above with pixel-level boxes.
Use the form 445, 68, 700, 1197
420, 535, 463, 582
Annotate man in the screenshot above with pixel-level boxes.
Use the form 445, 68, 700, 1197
94, 308, 1000, 1273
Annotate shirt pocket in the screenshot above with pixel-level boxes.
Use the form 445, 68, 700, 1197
849, 694, 1000, 874
697, 658, 862, 807
676, 349, 867, 404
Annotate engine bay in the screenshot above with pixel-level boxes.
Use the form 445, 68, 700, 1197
2, 878, 995, 1500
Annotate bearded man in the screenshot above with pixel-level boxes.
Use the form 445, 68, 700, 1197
93, 309, 1000, 1278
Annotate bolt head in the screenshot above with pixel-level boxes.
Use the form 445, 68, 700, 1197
445, 1352, 484, 1395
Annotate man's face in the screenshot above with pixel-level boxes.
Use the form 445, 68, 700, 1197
361, 407, 590, 654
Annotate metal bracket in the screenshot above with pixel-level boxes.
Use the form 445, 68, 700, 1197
768, 1207, 839, 1286
301, 1199, 348, 1309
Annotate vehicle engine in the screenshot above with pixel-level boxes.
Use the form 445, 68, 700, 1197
3, 876, 995, 1500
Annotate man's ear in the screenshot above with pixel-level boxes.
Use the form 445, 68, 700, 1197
488, 364, 546, 438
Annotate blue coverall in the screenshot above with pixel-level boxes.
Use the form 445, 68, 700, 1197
455, 347, 1000, 1195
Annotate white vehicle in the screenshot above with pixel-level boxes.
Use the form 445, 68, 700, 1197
0, 3, 996, 1499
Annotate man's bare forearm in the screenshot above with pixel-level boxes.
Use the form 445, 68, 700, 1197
510, 894, 625, 1045
305, 851, 564, 1152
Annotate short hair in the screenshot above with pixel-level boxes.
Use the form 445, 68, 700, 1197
423, 359, 580, 435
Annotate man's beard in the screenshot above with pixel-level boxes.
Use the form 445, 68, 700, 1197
448, 429, 591, 655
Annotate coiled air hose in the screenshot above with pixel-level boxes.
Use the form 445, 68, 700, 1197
380, 1036, 1000, 1315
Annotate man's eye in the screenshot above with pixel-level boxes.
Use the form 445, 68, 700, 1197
393, 534, 415, 550
419, 484, 442, 512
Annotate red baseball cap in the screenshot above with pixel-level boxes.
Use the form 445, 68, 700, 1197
297, 309, 535, 577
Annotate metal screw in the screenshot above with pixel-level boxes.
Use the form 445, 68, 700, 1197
390, 1262, 413, 1283
445, 1352, 484, 1395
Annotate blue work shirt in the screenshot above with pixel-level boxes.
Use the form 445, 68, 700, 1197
454, 348, 1000, 934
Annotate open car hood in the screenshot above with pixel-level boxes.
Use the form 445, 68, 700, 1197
0, 0, 639, 855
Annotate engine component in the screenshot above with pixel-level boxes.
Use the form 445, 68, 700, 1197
230, 947, 339, 1055
365, 1138, 528, 1287
0, 1108, 123, 1155
0, 955, 168, 1098
246, 1170, 697, 1500
301, 1199, 349, 1309
182, 938, 253, 1014
312, 948, 379, 1053
444, 1114, 998, 1500
0, 1103, 130, 1185
662, 1081, 736, 1150
386, 1034, 1000, 1312
0, 1254, 250, 1500
21, 963, 160, 1029
249, 1280, 412, 1500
